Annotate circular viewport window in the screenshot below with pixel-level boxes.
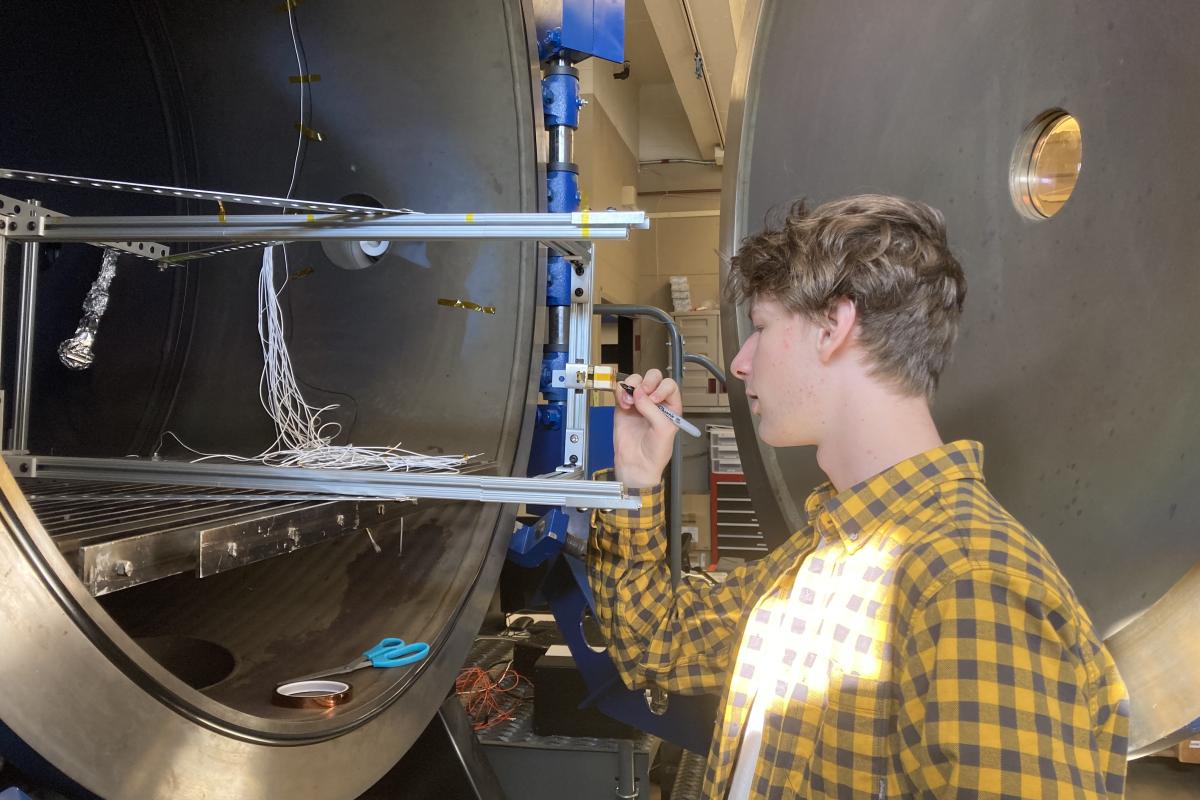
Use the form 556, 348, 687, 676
1010, 111, 1083, 220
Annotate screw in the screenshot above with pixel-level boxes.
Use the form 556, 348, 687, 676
574, 265, 585, 276
574, 288, 584, 297
569, 434, 580, 443
26, 221, 35, 231
569, 454, 579, 464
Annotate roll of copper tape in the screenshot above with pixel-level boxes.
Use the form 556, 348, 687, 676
273, 679, 353, 709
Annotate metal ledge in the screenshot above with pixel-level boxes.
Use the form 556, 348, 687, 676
6, 455, 640, 510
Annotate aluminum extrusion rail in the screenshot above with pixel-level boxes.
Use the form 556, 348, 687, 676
14, 211, 648, 261
7, 456, 641, 510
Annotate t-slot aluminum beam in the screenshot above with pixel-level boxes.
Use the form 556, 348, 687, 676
0, 193, 169, 260
6, 455, 641, 510
15, 211, 647, 262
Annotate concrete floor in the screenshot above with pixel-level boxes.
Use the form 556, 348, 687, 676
1127, 757, 1200, 799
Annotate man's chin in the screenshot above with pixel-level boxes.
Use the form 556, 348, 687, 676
758, 423, 809, 449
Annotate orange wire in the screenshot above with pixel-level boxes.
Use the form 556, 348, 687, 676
455, 663, 532, 731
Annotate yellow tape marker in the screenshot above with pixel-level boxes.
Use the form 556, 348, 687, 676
465, 213, 475, 222
580, 209, 590, 238
217, 200, 227, 224
288, 74, 322, 84
306, 214, 316, 222
293, 123, 324, 142
438, 298, 497, 315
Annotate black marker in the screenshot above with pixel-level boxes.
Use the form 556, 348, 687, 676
619, 382, 702, 438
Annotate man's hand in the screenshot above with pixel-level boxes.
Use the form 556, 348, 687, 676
614, 369, 681, 489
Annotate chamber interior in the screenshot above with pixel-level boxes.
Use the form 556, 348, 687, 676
0, 0, 537, 725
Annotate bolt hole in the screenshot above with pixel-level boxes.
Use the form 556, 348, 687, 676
12, 205, 21, 214
18, 462, 29, 473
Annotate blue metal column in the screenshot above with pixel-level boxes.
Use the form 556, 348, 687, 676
528, 57, 583, 477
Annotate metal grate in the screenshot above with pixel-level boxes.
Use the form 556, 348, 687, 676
19, 479, 401, 596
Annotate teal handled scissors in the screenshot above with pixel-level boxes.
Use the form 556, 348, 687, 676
280, 638, 430, 685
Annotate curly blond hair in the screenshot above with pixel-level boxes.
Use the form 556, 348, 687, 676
726, 194, 966, 399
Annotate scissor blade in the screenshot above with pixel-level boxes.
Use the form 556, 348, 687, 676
278, 657, 370, 686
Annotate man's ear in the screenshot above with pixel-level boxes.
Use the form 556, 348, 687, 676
816, 297, 858, 364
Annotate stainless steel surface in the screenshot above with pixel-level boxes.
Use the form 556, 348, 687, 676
1106, 564, 1200, 758
13, 455, 639, 509
720, 0, 1200, 755
11, 213, 39, 450
16, 478, 400, 595
0, 1, 546, 797
595, 304, 684, 586
548, 304, 570, 347
549, 127, 575, 166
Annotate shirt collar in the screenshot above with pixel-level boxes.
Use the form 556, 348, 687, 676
805, 440, 985, 551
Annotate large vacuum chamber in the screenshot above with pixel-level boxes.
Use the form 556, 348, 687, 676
721, 0, 1200, 759
0, 1, 542, 797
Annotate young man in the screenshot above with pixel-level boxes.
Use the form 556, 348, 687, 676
588, 195, 1129, 798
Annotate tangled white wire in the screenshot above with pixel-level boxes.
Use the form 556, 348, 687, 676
171, 247, 474, 473
163, 10, 466, 473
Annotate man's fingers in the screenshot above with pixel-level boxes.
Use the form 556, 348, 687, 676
640, 369, 663, 395
633, 392, 676, 434
614, 373, 643, 409
648, 377, 680, 406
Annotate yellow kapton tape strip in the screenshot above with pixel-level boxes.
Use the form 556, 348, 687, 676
438, 298, 497, 315
288, 74, 322, 84
294, 123, 324, 142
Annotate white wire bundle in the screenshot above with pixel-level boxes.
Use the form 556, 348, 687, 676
164, 9, 470, 473
175, 247, 475, 473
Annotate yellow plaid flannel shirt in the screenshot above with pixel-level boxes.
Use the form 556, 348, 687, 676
589, 441, 1129, 799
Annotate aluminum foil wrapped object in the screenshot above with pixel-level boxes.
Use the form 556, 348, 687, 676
58, 247, 118, 370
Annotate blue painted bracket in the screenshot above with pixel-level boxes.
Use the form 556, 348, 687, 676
535, 0, 625, 64
543, 552, 717, 754
507, 514, 717, 754
508, 508, 572, 568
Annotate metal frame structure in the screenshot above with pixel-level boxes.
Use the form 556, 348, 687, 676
0, 177, 647, 512
6, 455, 638, 510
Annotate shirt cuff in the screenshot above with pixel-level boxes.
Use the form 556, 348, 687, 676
592, 468, 666, 551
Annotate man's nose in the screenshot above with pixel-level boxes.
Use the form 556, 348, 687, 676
731, 337, 753, 380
